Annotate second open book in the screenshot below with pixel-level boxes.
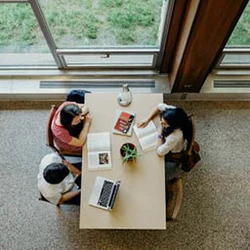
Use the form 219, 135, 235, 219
87, 132, 112, 171
87, 121, 158, 171
133, 120, 158, 152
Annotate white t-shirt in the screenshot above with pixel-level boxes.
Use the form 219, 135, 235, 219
37, 153, 76, 205
156, 103, 185, 156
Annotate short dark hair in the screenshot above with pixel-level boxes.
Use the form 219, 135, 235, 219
43, 163, 69, 184
66, 89, 91, 103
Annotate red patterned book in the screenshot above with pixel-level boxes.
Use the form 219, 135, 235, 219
113, 110, 135, 136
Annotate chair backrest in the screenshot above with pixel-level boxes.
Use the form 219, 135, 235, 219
187, 114, 195, 154
187, 114, 200, 154
46, 105, 58, 149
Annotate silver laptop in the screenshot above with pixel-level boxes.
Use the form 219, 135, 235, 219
89, 176, 120, 210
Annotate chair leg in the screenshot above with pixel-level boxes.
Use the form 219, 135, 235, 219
166, 178, 183, 221
171, 178, 183, 220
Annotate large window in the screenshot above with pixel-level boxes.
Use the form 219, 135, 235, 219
0, 2, 56, 67
39, 0, 163, 47
0, 0, 170, 69
217, 1, 250, 68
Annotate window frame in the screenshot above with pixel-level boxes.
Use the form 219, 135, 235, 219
0, 0, 172, 70
216, 48, 250, 69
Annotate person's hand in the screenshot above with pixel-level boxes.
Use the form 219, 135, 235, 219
79, 104, 89, 115
137, 119, 149, 128
84, 113, 92, 125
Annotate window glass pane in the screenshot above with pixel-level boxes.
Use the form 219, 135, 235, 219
38, 0, 165, 48
64, 54, 154, 67
0, 3, 56, 66
226, 1, 250, 46
221, 54, 250, 65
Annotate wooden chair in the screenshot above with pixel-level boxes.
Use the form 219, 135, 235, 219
165, 114, 196, 221
186, 115, 199, 160
46, 105, 82, 157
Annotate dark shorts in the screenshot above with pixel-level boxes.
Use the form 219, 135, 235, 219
65, 162, 82, 205
165, 161, 183, 182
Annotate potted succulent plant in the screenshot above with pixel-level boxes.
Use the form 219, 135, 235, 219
120, 142, 140, 164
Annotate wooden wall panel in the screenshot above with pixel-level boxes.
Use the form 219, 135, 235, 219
162, 0, 248, 93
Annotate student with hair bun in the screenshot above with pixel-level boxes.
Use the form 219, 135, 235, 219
138, 103, 192, 181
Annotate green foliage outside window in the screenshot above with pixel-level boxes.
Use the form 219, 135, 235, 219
0, 0, 162, 48
227, 1, 250, 46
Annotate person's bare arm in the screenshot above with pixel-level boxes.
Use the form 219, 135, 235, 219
137, 107, 160, 128
62, 160, 81, 176
68, 114, 92, 147
58, 190, 81, 205
156, 126, 164, 151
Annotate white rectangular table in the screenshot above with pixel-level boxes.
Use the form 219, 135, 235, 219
80, 93, 165, 229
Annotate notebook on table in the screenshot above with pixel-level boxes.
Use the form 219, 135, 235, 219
88, 176, 121, 210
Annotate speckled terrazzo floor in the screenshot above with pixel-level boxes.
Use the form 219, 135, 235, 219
1, 101, 250, 250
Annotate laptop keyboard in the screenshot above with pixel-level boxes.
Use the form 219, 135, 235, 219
98, 180, 113, 207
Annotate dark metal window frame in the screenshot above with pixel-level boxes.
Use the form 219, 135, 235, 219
216, 48, 250, 69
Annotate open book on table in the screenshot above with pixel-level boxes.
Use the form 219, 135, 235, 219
87, 132, 112, 171
133, 120, 158, 152
112, 109, 135, 137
